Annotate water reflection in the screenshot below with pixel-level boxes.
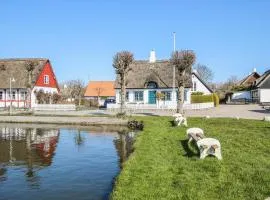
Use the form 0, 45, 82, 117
0, 127, 59, 166
114, 131, 137, 168
0, 125, 137, 200
0, 127, 59, 188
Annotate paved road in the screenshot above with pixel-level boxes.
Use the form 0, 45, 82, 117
32, 105, 270, 120
1, 104, 268, 121
185, 104, 269, 120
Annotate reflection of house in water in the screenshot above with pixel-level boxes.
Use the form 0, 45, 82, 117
0, 127, 59, 167
113, 131, 136, 168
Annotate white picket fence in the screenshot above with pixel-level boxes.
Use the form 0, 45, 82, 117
33, 104, 76, 111
107, 102, 214, 111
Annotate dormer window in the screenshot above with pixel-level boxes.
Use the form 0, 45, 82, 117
147, 81, 158, 89
44, 75, 49, 84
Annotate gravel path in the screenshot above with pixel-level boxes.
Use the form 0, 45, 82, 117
0, 116, 127, 126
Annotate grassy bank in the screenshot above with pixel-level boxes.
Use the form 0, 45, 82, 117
112, 117, 270, 200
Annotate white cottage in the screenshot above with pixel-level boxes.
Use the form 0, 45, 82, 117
0, 58, 59, 109
251, 70, 270, 103
114, 51, 212, 109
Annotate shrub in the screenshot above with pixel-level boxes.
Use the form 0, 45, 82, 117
116, 112, 127, 119
212, 93, 219, 107
191, 94, 213, 103
191, 91, 204, 95
127, 120, 144, 130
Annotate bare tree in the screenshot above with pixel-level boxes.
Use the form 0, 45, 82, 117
25, 60, 39, 108
171, 50, 196, 114
94, 87, 105, 105
227, 75, 238, 87
113, 51, 134, 113
194, 64, 214, 83
61, 80, 85, 105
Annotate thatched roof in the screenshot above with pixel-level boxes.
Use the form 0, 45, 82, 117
238, 72, 260, 87
0, 58, 48, 89
114, 60, 192, 89
253, 70, 270, 88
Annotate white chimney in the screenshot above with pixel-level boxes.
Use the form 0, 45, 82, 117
149, 50, 156, 63
253, 68, 257, 72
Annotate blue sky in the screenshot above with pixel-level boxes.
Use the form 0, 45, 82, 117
1, 0, 269, 83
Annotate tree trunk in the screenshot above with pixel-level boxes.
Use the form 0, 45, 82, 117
120, 75, 126, 113
177, 85, 184, 114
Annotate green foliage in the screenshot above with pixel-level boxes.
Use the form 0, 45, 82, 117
75, 99, 99, 107
156, 92, 165, 100
232, 85, 250, 91
116, 112, 127, 119
212, 93, 219, 107
112, 117, 270, 200
127, 120, 144, 130
191, 91, 204, 95
191, 94, 213, 103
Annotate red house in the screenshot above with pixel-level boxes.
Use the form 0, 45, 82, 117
0, 58, 59, 108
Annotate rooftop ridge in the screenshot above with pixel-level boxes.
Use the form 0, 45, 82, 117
134, 59, 169, 63
0, 58, 48, 62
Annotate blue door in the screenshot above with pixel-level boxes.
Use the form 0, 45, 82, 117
148, 91, 156, 104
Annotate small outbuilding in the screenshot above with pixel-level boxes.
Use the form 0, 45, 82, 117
84, 81, 116, 106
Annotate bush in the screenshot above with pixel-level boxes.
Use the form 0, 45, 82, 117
212, 93, 219, 107
191, 91, 204, 95
116, 112, 127, 119
191, 94, 213, 103
127, 120, 144, 130
75, 98, 99, 108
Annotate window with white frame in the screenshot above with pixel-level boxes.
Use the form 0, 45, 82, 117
193, 82, 197, 91
20, 91, 27, 100
0, 91, 3, 100
44, 75, 49, 84
134, 91, 143, 101
126, 91, 129, 101
12, 91, 16, 100
184, 90, 187, 101
161, 91, 171, 101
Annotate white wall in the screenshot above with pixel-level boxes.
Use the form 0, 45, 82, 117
115, 88, 191, 108
259, 89, 270, 103
191, 74, 212, 95
232, 91, 251, 100
0, 89, 28, 108
31, 86, 58, 107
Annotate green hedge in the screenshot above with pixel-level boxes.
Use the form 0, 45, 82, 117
191, 91, 204, 95
191, 94, 213, 103
191, 93, 219, 107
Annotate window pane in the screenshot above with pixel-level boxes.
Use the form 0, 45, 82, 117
161, 91, 171, 101
135, 91, 143, 101
184, 90, 187, 101
126, 92, 129, 101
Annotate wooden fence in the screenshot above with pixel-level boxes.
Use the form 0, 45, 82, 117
33, 104, 76, 111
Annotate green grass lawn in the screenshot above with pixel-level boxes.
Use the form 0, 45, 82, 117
112, 117, 270, 200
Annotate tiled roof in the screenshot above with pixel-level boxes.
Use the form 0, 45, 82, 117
84, 81, 115, 97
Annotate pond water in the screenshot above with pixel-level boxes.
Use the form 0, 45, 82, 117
0, 124, 135, 200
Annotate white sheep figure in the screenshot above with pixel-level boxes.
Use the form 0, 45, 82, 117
186, 127, 204, 143
173, 113, 188, 127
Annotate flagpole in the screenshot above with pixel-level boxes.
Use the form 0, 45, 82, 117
173, 32, 176, 108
